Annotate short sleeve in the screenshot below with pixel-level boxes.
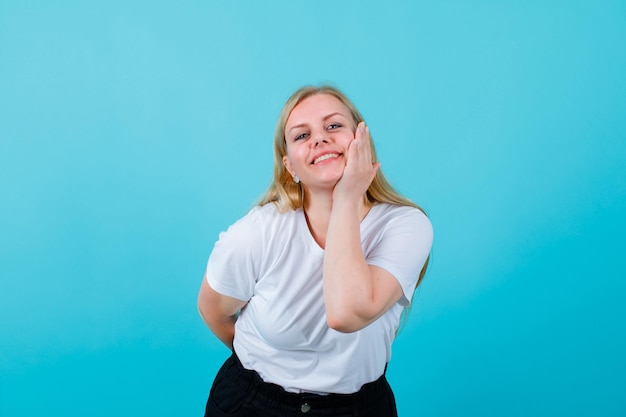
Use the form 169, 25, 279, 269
366, 209, 433, 306
205, 208, 264, 302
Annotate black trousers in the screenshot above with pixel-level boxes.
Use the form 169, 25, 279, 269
204, 352, 398, 417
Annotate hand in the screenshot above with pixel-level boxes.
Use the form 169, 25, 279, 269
333, 122, 380, 203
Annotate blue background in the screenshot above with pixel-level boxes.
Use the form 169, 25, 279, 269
1, 1, 625, 416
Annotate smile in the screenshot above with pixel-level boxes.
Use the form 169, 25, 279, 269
313, 153, 339, 164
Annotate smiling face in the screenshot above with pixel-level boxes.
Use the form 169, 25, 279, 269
282, 93, 357, 192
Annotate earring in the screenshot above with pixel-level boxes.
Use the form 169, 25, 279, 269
293, 174, 300, 184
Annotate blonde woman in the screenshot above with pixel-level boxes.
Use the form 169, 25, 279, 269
198, 85, 433, 417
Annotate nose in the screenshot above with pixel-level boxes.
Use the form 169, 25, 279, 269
313, 132, 329, 146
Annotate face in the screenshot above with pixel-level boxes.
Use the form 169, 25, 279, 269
282, 94, 356, 191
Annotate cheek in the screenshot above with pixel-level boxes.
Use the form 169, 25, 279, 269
285, 148, 307, 168
337, 132, 355, 148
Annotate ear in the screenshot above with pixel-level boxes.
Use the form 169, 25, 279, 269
282, 155, 295, 177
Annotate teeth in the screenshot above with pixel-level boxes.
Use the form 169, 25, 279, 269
314, 153, 338, 164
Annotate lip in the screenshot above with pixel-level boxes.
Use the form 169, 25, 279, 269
311, 151, 341, 165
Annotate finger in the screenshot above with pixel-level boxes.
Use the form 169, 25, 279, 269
355, 121, 366, 141
347, 123, 373, 173
347, 135, 359, 162
362, 125, 373, 157
356, 125, 372, 166
352, 122, 366, 144
371, 162, 380, 180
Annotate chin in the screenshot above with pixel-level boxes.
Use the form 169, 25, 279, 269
320, 177, 342, 188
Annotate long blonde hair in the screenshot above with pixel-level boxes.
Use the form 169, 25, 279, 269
258, 85, 431, 297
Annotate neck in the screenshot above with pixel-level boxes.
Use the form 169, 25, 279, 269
302, 188, 370, 248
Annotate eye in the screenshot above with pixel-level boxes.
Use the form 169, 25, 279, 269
294, 132, 309, 141
327, 123, 342, 130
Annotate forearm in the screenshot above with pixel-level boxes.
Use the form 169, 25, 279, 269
323, 199, 374, 331
200, 310, 237, 350
197, 278, 245, 350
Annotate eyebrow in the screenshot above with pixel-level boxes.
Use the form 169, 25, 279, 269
287, 112, 347, 133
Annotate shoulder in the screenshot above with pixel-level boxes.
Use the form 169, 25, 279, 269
366, 203, 433, 253
223, 203, 300, 237
252, 203, 300, 226
371, 203, 432, 233
210, 205, 283, 263
372, 202, 426, 217
227, 203, 283, 228
252, 202, 285, 218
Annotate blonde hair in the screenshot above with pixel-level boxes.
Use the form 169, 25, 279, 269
258, 85, 430, 296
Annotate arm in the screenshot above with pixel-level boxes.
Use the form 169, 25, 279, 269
323, 123, 404, 333
197, 275, 247, 350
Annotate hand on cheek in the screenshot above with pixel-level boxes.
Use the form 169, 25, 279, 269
333, 122, 379, 202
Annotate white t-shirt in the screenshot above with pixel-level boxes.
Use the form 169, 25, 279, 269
206, 202, 433, 394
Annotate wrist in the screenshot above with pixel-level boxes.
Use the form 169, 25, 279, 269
331, 196, 359, 212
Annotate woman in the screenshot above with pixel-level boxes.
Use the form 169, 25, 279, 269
198, 85, 433, 417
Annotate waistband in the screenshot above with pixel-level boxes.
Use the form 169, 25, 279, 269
229, 352, 391, 412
